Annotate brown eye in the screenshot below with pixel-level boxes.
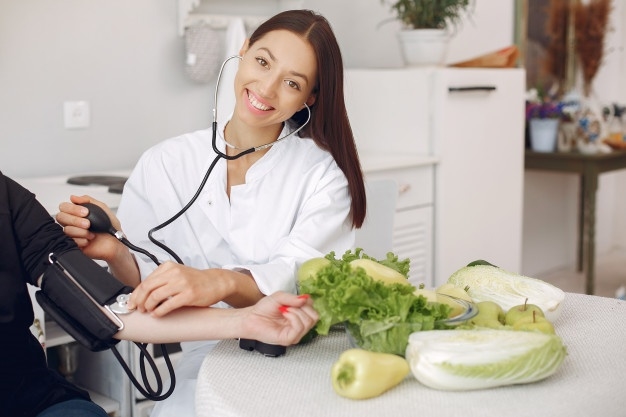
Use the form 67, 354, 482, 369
286, 80, 301, 90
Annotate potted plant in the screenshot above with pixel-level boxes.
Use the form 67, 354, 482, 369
525, 88, 566, 153
381, 0, 473, 66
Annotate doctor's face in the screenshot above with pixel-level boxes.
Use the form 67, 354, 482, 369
234, 30, 318, 129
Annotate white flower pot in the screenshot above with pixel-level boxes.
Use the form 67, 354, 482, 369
397, 29, 450, 67
529, 118, 560, 153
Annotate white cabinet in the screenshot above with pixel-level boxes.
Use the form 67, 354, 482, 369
346, 67, 525, 287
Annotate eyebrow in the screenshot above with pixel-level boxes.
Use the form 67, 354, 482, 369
258, 47, 310, 85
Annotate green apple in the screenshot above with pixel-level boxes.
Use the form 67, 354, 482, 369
513, 311, 555, 334
469, 301, 505, 329
297, 257, 331, 283
477, 301, 505, 323
505, 299, 545, 326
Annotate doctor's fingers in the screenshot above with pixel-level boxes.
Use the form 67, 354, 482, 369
142, 278, 218, 317
130, 267, 187, 314
70, 195, 124, 231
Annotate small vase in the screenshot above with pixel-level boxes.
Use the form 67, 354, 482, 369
576, 92, 606, 144
529, 118, 559, 153
557, 121, 579, 152
397, 29, 449, 67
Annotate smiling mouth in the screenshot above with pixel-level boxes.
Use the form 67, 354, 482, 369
247, 91, 273, 111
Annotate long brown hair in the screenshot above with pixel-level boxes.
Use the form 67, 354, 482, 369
249, 10, 366, 228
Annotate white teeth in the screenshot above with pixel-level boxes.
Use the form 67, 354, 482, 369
248, 92, 271, 111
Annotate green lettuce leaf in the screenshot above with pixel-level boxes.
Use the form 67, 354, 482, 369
299, 250, 450, 354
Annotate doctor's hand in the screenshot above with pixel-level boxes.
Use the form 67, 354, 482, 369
242, 292, 318, 346
56, 195, 125, 263
129, 262, 263, 317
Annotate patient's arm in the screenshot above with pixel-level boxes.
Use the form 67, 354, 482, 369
112, 292, 317, 346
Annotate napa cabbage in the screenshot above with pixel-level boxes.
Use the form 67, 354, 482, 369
447, 263, 565, 321
406, 329, 567, 390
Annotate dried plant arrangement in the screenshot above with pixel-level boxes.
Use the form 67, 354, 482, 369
543, 0, 571, 96
574, 0, 612, 96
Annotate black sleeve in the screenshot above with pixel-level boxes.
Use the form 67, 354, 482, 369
2, 172, 77, 285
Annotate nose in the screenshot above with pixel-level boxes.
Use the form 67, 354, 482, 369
256, 73, 281, 99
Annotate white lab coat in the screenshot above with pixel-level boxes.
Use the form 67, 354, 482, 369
116, 120, 354, 416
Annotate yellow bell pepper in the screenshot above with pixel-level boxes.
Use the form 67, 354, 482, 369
331, 349, 410, 399
436, 283, 472, 302
349, 258, 409, 286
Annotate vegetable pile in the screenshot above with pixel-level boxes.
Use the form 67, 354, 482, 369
298, 249, 451, 356
299, 253, 569, 398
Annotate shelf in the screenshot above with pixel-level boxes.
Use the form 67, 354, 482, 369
177, 0, 304, 35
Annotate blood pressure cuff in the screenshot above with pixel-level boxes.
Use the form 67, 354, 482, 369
35, 249, 134, 352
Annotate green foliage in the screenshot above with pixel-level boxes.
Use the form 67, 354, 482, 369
382, 0, 472, 30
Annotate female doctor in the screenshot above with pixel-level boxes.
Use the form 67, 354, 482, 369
57, 9, 366, 416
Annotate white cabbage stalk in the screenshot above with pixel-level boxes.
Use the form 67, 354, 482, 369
447, 265, 565, 321
406, 329, 567, 390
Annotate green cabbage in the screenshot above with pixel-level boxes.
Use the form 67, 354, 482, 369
406, 329, 567, 390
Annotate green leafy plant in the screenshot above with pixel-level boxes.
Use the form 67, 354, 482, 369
381, 0, 473, 30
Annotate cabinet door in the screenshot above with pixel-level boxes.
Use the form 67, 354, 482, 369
432, 68, 525, 285
365, 163, 435, 287
394, 206, 433, 287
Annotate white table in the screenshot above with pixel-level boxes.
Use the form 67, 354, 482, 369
196, 293, 626, 417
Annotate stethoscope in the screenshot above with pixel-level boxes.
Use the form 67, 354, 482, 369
83, 55, 312, 401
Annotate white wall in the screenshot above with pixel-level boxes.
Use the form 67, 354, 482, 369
0, 0, 213, 178
1, 0, 624, 276
0, 0, 515, 179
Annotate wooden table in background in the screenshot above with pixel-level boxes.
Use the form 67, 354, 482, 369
524, 149, 626, 294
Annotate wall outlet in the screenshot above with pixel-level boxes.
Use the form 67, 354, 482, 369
64, 101, 90, 129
